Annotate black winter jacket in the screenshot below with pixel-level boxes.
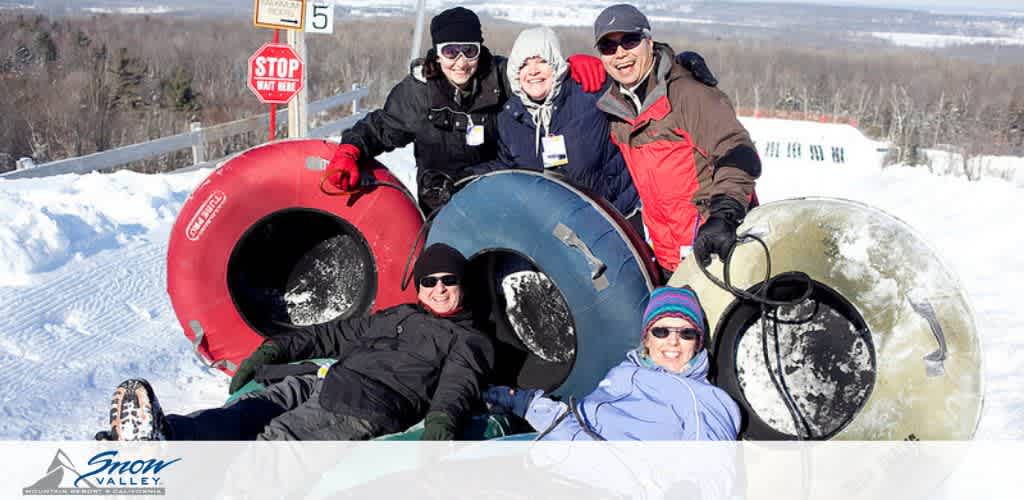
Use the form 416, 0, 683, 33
340, 49, 510, 212
270, 304, 495, 430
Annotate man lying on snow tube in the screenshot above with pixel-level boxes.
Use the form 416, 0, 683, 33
95, 244, 499, 441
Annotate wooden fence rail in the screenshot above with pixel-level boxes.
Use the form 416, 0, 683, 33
1, 85, 369, 180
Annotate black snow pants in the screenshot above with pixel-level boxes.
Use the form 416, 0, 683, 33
164, 374, 400, 441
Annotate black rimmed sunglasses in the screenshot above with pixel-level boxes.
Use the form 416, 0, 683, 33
596, 33, 646, 56
419, 274, 459, 288
648, 327, 700, 340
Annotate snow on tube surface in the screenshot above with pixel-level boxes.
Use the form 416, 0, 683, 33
427, 170, 657, 399
670, 197, 983, 440
167, 139, 422, 375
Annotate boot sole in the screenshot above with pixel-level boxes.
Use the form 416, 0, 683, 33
109, 379, 165, 441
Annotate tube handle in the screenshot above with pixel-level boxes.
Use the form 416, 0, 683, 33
909, 298, 947, 377
553, 222, 609, 292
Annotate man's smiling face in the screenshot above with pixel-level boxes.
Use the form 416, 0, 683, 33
598, 32, 654, 88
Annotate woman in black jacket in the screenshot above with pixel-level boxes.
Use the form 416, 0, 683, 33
326, 7, 607, 214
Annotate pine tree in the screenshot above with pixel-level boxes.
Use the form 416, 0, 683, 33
34, 31, 58, 63
88, 43, 115, 151
75, 30, 91, 48
160, 66, 202, 114
15, 44, 33, 66
110, 47, 146, 110
1007, 94, 1024, 154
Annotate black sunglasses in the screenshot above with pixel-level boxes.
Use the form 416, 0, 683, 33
649, 327, 700, 340
438, 42, 481, 61
419, 274, 459, 288
596, 33, 646, 56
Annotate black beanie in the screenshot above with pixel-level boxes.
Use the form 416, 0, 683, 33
413, 243, 467, 284
430, 7, 483, 46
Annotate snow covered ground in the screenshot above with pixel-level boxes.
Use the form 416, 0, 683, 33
922, 149, 1024, 187
867, 31, 1024, 48
0, 142, 1021, 440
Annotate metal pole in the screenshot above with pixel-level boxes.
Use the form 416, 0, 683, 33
269, 29, 279, 142
287, 29, 309, 138
410, 0, 426, 63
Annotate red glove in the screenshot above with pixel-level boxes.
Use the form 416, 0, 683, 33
567, 54, 606, 93
326, 144, 361, 191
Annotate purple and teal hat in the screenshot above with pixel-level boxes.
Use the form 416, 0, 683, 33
641, 286, 707, 348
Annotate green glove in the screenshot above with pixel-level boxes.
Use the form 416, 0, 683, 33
420, 411, 457, 441
228, 341, 283, 394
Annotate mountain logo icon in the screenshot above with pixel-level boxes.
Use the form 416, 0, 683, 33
23, 448, 98, 494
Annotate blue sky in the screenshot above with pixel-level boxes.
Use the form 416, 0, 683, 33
734, 0, 1021, 12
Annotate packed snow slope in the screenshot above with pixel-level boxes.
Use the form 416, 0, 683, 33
0, 146, 1020, 440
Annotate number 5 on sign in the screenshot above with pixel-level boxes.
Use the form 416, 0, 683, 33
305, 1, 334, 34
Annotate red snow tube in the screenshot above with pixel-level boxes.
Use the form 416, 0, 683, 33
167, 139, 422, 375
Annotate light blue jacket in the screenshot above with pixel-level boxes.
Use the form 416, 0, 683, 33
525, 349, 741, 440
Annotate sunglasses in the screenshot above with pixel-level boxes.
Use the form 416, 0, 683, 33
437, 42, 481, 61
419, 274, 459, 288
596, 33, 646, 56
648, 327, 700, 341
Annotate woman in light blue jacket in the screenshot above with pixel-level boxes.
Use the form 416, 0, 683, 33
486, 286, 741, 440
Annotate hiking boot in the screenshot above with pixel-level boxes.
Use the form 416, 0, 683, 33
108, 379, 168, 441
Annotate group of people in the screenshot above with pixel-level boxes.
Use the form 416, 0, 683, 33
98, 3, 752, 443
328, 4, 760, 278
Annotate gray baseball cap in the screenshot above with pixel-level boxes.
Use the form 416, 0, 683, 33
593, 4, 651, 43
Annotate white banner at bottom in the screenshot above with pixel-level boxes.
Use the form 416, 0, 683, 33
0, 441, 1020, 499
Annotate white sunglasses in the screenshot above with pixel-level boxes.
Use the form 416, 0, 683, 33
437, 42, 481, 61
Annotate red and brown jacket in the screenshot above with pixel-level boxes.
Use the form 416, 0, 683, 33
597, 43, 761, 272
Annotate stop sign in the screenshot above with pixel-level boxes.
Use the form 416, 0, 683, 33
247, 43, 304, 104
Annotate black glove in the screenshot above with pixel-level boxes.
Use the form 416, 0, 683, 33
693, 195, 745, 267
675, 51, 718, 87
420, 411, 457, 441
228, 341, 283, 394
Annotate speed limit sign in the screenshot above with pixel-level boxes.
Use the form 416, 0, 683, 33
305, 1, 334, 34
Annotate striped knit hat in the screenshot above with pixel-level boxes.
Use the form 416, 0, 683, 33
641, 286, 708, 349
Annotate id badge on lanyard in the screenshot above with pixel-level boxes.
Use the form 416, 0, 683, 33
542, 135, 569, 168
466, 117, 485, 146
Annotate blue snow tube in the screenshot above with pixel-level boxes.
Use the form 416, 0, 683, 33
427, 170, 656, 399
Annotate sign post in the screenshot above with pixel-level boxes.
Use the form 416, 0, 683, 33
247, 42, 305, 140
287, 29, 309, 138
251, 0, 333, 140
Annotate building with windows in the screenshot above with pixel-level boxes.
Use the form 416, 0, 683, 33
738, 117, 888, 169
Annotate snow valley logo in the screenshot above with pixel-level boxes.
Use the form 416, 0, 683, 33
22, 448, 180, 496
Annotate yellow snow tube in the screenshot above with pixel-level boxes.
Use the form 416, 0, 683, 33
670, 197, 983, 440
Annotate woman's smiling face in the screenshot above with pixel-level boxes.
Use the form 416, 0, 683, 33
518, 56, 555, 102
643, 316, 699, 373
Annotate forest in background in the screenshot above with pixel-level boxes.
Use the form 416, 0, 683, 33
2, 11, 1023, 174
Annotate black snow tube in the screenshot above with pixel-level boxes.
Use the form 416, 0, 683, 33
427, 170, 657, 398
711, 273, 876, 440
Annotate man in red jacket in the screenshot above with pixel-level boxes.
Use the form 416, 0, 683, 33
592, 4, 761, 281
